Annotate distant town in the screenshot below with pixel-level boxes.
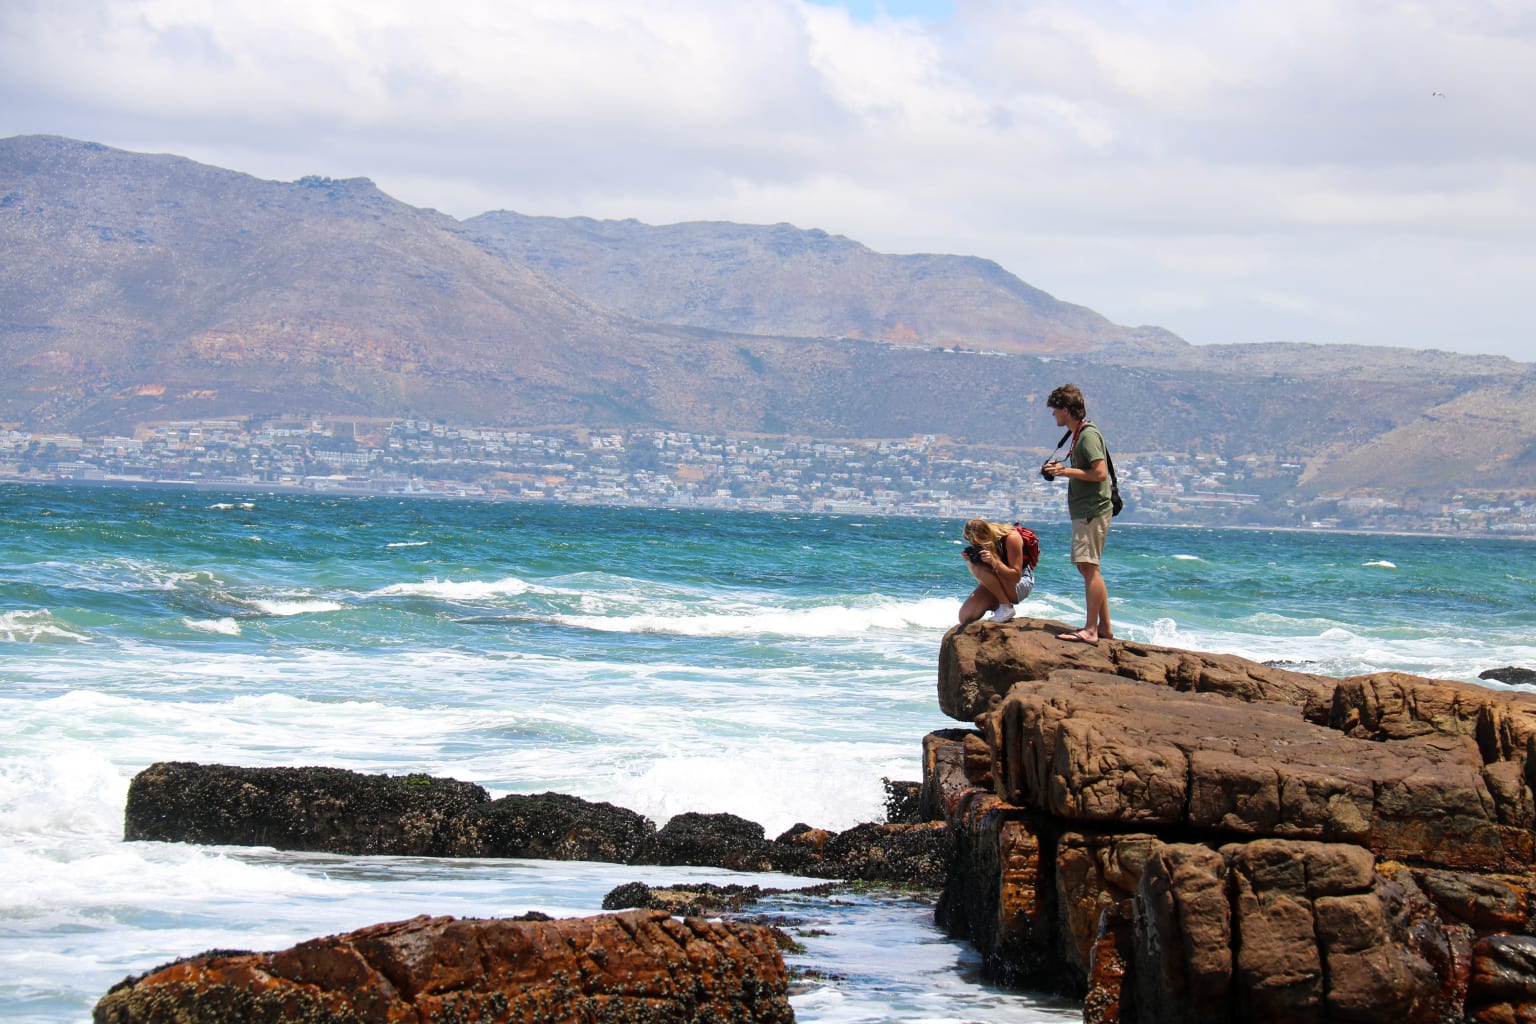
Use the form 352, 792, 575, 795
2, 416, 1533, 537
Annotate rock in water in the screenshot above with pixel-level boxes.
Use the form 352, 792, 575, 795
123, 762, 489, 855
1480, 665, 1536, 687
94, 910, 793, 1024
928, 616, 1536, 1023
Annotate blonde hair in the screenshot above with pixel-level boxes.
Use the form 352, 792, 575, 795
963, 519, 1012, 558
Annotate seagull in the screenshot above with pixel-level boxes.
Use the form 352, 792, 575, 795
1431, 91, 1446, 97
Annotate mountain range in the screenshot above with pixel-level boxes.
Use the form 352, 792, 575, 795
2, 134, 1533, 498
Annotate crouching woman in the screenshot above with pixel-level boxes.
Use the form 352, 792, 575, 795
958, 519, 1034, 625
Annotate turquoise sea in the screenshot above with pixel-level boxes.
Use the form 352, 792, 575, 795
2, 483, 1533, 1022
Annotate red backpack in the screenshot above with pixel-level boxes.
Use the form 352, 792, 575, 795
1011, 523, 1040, 570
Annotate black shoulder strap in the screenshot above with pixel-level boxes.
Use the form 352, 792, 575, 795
1081, 422, 1117, 483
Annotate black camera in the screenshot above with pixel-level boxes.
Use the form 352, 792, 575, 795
1040, 463, 1054, 480
963, 544, 984, 562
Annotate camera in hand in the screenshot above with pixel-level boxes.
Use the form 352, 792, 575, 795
963, 544, 984, 563
1040, 462, 1055, 480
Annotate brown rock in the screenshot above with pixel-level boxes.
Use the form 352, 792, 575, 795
774, 822, 833, 856
1084, 905, 1132, 1024
938, 617, 1336, 722
1227, 840, 1460, 1024
1412, 868, 1534, 933
920, 727, 984, 821
1131, 843, 1231, 1024
988, 675, 1524, 870
926, 623, 1536, 1024
93, 909, 793, 1024
931, 756, 1064, 989
1056, 832, 1157, 979
1331, 671, 1536, 832
1332, 671, 1536, 744
1472, 934, 1536, 1003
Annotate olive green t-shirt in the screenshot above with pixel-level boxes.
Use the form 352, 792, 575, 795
1067, 424, 1113, 521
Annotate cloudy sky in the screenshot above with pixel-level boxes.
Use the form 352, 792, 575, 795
3, 0, 1534, 361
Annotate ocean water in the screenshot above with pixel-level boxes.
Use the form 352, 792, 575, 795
2, 483, 1532, 1023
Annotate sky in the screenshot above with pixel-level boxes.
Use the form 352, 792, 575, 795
2, 0, 1534, 362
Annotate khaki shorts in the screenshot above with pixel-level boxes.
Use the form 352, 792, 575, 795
1070, 513, 1110, 565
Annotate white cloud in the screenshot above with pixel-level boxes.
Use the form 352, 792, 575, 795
1, 0, 1534, 360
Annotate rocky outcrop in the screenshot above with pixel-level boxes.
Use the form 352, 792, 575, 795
1482, 666, 1536, 687
93, 909, 792, 1024
930, 617, 1536, 1023
444, 790, 656, 862
123, 762, 489, 855
938, 617, 1337, 721
644, 810, 781, 871
125, 763, 950, 886
601, 880, 836, 919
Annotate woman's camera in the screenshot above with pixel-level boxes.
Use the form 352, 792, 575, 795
1040, 462, 1055, 480
963, 544, 984, 562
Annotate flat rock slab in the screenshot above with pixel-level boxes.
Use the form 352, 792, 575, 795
939, 618, 1336, 722
991, 674, 1531, 870
94, 909, 793, 1024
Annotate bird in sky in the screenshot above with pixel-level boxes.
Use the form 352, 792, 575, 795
1432, 91, 1446, 97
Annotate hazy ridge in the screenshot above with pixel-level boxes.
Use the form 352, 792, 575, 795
2, 134, 1533, 499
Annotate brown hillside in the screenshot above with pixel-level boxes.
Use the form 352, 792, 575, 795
462, 211, 1181, 355
2, 134, 1532, 499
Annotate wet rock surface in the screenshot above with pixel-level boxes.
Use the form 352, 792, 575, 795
1482, 666, 1536, 687
601, 880, 837, 919
93, 909, 793, 1024
123, 762, 489, 855
446, 790, 655, 862
125, 763, 948, 887
930, 616, 1536, 1023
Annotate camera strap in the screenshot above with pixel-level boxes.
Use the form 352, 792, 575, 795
1057, 423, 1123, 510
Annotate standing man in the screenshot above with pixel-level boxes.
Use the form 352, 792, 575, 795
1042, 383, 1113, 645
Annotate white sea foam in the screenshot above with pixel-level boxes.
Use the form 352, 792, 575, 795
98, 558, 216, 593
0, 830, 341, 921
368, 577, 532, 600
606, 740, 917, 836
1363, 560, 1398, 568
1143, 617, 1183, 647
1122, 612, 1536, 686
386, 540, 431, 548
1171, 554, 1203, 561
184, 616, 241, 635
0, 747, 125, 841
248, 598, 344, 616
555, 597, 957, 639
0, 609, 90, 644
